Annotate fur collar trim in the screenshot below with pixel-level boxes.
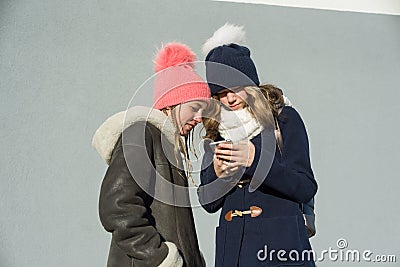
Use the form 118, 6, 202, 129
92, 106, 176, 165
158, 242, 183, 267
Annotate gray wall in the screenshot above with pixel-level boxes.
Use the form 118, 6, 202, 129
1, 0, 399, 266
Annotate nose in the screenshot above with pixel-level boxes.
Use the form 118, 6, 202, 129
193, 115, 202, 124
226, 92, 236, 103
193, 110, 203, 123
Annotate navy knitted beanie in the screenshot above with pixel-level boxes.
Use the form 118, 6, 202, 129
203, 24, 260, 95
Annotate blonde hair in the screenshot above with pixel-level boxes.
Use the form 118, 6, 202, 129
258, 83, 285, 115
162, 105, 199, 187
203, 84, 284, 140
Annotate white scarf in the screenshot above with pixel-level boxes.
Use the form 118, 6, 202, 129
218, 107, 263, 143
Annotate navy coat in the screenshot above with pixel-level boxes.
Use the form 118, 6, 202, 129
199, 106, 318, 267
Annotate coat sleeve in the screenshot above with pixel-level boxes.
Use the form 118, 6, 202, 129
246, 107, 317, 203
198, 139, 230, 213
98, 123, 181, 266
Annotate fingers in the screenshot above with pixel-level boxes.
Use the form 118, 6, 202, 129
216, 142, 233, 150
214, 141, 254, 168
217, 142, 243, 151
214, 153, 242, 178
225, 162, 241, 169
215, 147, 246, 157
215, 148, 232, 156
219, 165, 240, 178
217, 143, 252, 157
215, 157, 238, 169
217, 159, 243, 172
214, 157, 226, 168
215, 146, 233, 162
215, 149, 250, 163
215, 154, 233, 162
216, 156, 247, 166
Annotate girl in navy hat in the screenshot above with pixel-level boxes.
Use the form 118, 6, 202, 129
198, 23, 318, 267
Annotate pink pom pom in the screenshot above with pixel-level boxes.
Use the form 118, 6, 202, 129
154, 42, 196, 73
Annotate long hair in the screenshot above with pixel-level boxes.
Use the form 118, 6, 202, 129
203, 84, 285, 140
258, 83, 285, 116
162, 105, 198, 187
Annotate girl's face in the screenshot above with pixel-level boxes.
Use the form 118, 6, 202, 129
173, 100, 207, 136
217, 88, 248, 111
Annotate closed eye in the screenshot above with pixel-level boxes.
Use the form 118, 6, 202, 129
191, 106, 200, 112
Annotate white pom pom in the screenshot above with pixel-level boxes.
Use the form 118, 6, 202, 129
202, 23, 246, 55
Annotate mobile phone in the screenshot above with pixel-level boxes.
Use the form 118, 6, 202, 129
209, 139, 232, 150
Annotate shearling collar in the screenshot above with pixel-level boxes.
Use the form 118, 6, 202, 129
92, 106, 176, 165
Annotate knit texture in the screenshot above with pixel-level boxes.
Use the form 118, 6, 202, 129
205, 44, 259, 95
203, 24, 259, 95
153, 43, 210, 110
218, 107, 263, 143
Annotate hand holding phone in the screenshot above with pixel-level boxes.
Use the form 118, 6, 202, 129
213, 140, 256, 167
209, 139, 232, 151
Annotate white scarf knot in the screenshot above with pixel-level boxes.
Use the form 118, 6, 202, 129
218, 107, 263, 143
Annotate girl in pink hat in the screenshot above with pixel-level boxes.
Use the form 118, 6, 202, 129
93, 43, 210, 267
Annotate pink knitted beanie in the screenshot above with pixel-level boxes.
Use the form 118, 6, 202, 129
153, 42, 210, 110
